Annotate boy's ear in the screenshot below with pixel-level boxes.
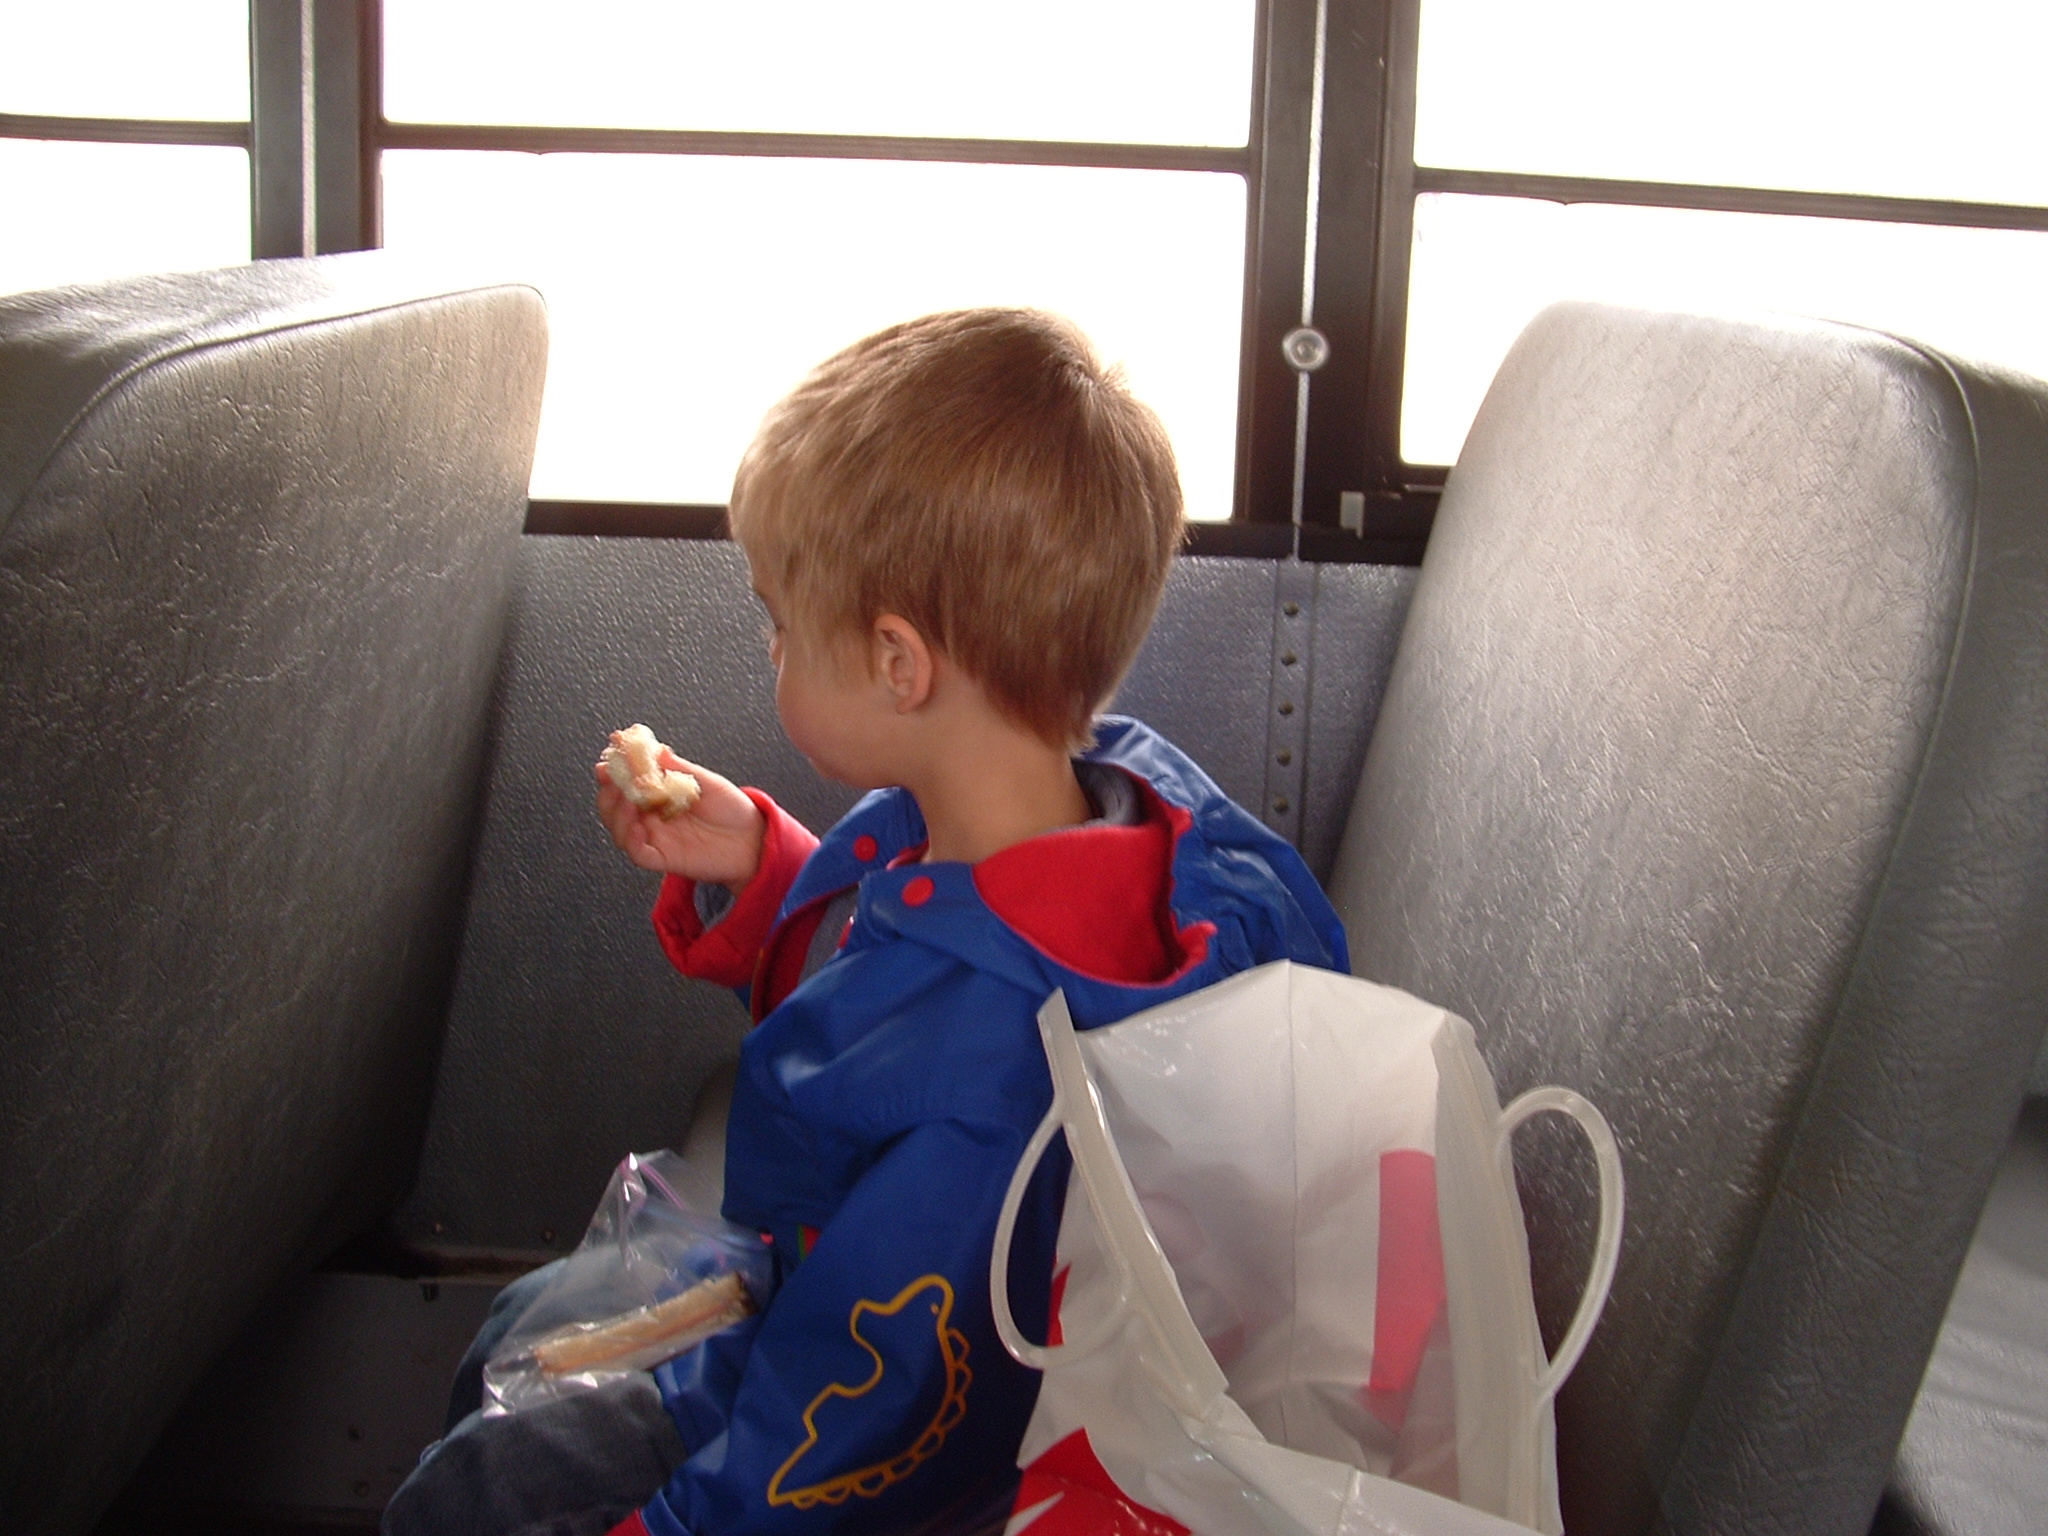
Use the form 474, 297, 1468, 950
871, 613, 936, 712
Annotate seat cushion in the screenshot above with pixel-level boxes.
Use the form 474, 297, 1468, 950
1331, 303, 2048, 1536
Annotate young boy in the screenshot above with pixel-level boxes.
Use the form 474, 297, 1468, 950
387, 309, 1347, 1536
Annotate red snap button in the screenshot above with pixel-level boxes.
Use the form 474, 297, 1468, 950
852, 834, 879, 862
902, 875, 935, 907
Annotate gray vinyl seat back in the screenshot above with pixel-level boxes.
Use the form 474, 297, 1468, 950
1331, 303, 2048, 1536
0, 256, 546, 1536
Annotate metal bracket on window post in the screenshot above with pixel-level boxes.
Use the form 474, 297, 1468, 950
1261, 560, 1317, 844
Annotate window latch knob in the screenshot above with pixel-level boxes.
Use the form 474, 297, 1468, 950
1282, 326, 1330, 372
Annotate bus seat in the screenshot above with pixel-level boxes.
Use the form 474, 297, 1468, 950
1330, 302, 2048, 1536
1876, 1096, 2048, 1535
0, 257, 546, 1536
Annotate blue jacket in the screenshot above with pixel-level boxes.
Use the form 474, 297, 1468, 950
638, 718, 1348, 1536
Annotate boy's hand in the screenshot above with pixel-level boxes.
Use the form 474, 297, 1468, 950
596, 747, 764, 891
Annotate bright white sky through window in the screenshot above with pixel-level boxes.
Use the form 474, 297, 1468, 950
381, 152, 1248, 517
382, 0, 1255, 146
379, 0, 1258, 517
0, 141, 249, 299
1414, 0, 2048, 205
0, 0, 250, 298
6, 1, 2046, 493
0, 0, 248, 120
1403, 0, 2048, 464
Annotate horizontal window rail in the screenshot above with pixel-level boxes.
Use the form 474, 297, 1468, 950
1414, 165, 2048, 235
379, 120, 1249, 175
523, 500, 1422, 564
0, 112, 249, 149
525, 501, 729, 539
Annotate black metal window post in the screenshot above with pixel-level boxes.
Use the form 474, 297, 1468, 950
1234, 0, 1324, 540
1298, 0, 1433, 563
250, 0, 379, 258
1238, 0, 1437, 565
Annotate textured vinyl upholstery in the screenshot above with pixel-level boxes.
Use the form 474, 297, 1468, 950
0, 257, 546, 1536
396, 543, 1414, 1253
1330, 304, 2048, 1536
394, 538, 842, 1256
1877, 1100, 2048, 1536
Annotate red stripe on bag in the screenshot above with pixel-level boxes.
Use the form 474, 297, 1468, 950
1011, 1429, 1190, 1536
1364, 1149, 1445, 1432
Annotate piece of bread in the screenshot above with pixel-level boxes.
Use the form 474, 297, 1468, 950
602, 724, 700, 818
532, 1270, 756, 1375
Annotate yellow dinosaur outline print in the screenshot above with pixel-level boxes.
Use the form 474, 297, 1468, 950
765, 1273, 972, 1509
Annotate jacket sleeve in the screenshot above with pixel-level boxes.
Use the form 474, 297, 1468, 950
652, 789, 820, 989
630, 1118, 1060, 1536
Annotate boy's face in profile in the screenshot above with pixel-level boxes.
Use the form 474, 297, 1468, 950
750, 562, 894, 791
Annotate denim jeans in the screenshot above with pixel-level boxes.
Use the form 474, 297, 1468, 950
381, 1261, 688, 1536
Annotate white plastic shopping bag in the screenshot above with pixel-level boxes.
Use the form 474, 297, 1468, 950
990, 962, 1623, 1536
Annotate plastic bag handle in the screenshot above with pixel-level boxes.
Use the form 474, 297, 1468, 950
1498, 1085, 1625, 1404
992, 992, 1228, 1423
990, 1098, 1128, 1370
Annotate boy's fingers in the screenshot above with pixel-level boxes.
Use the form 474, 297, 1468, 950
596, 759, 723, 877
596, 792, 650, 855
657, 746, 714, 782
625, 821, 661, 864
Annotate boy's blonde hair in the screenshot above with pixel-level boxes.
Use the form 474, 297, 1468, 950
729, 308, 1184, 750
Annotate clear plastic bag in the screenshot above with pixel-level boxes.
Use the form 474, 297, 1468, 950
483, 1149, 774, 1417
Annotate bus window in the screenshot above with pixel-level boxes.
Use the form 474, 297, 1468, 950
1399, 0, 2048, 465
378, 0, 1258, 519
0, 0, 249, 296
380, 1, 1253, 147
380, 153, 1245, 516
12, 0, 2048, 553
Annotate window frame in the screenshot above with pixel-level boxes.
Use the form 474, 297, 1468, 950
11, 0, 2048, 564
363, 0, 1305, 554
1301, 0, 2048, 555
0, 1, 377, 261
